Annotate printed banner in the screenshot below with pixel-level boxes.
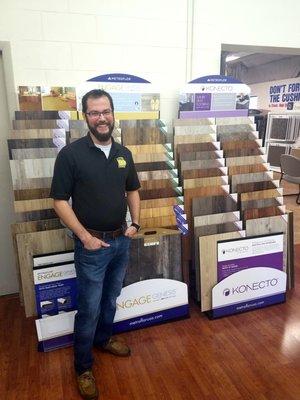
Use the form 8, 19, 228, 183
212, 233, 286, 317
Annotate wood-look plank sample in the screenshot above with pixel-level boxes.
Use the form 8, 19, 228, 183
16, 228, 74, 317
192, 193, 238, 217
194, 221, 243, 301
137, 169, 177, 181
126, 144, 170, 154
140, 206, 177, 219
14, 198, 53, 213
183, 175, 228, 189
140, 178, 178, 190
174, 125, 216, 135
120, 119, 165, 129
199, 231, 246, 311
15, 208, 57, 222
14, 188, 50, 201
124, 227, 182, 286
225, 154, 267, 166
10, 158, 55, 186
133, 153, 172, 164
177, 142, 220, 154
219, 131, 259, 142
240, 187, 283, 201
140, 197, 183, 209
224, 147, 265, 157
217, 124, 256, 133
140, 215, 177, 228
11, 218, 63, 304
241, 197, 284, 211
179, 150, 223, 162
182, 167, 228, 180
228, 163, 269, 176
11, 147, 59, 160
12, 176, 53, 190
246, 215, 288, 272
15, 111, 76, 120
8, 138, 60, 150
135, 160, 175, 172
221, 139, 262, 150
139, 186, 182, 200
173, 117, 215, 126
174, 133, 216, 148
180, 158, 225, 171
122, 127, 166, 145
243, 205, 286, 220
12, 119, 69, 130
216, 116, 255, 125
9, 128, 66, 140
231, 171, 273, 192
236, 180, 279, 194
194, 211, 241, 227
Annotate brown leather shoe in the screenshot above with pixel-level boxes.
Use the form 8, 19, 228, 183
101, 338, 131, 357
77, 370, 99, 400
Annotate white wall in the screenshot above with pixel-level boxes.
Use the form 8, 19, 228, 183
0, 0, 299, 125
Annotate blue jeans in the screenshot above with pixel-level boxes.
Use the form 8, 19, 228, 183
73, 235, 131, 374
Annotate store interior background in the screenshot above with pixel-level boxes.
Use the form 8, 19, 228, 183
0, 0, 299, 296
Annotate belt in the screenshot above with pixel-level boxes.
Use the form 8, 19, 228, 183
86, 227, 124, 240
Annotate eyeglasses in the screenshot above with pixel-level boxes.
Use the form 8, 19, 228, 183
85, 109, 113, 119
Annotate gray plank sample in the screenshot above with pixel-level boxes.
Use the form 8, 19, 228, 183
241, 197, 284, 211
192, 194, 238, 217
217, 123, 256, 133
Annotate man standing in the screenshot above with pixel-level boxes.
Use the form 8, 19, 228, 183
50, 89, 140, 400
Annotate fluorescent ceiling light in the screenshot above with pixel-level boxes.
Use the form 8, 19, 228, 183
226, 55, 241, 62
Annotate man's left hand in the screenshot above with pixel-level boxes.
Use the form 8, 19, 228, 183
124, 225, 138, 238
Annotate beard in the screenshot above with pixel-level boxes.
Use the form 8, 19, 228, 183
88, 121, 115, 143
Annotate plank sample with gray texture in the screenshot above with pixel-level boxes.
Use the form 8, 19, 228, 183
241, 197, 284, 211
231, 171, 273, 192
192, 193, 238, 217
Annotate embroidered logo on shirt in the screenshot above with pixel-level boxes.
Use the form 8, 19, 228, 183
116, 157, 127, 168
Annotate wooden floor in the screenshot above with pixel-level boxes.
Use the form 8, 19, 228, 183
0, 244, 299, 399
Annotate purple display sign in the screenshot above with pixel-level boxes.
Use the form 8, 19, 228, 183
194, 93, 211, 111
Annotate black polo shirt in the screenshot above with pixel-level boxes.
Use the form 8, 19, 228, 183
50, 134, 140, 231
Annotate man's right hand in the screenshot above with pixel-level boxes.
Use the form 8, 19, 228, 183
82, 235, 110, 250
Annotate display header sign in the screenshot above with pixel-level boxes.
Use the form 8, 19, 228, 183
212, 233, 286, 318
179, 75, 251, 119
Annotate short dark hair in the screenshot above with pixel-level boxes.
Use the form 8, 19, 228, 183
82, 89, 114, 113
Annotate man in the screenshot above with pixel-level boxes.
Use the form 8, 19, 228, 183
50, 89, 140, 400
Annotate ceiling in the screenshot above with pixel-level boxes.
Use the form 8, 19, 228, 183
226, 53, 292, 68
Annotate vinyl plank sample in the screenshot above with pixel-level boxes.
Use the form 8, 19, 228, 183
179, 150, 223, 162
174, 134, 216, 147
139, 187, 182, 200
124, 227, 182, 286
224, 147, 265, 157
138, 170, 177, 181
14, 188, 50, 201
133, 153, 173, 164
217, 124, 256, 133
15, 111, 75, 120
126, 144, 170, 154
240, 188, 283, 201
176, 142, 220, 155
228, 163, 269, 176
140, 197, 183, 209
194, 211, 241, 227
269, 118, 289, 140
241, 197, 284, 211
231, 171, 274, 192
120, 119, 165, 129
182, 167, 228, 180
9, 128, 66, 140
174, 125, 216, 135
216, 116, 254, 125
199, 231, 246, 311
16, 228, 74, 317
140, 178, 178, 190
121, 127, 166, 145
192, 193, 238, 217
236, 180, 279, 194
180, 158, 225, 171
10, 158, 55, 184
225, 154, 267, 166
13, 119, 69, 130
14, 198, 53, 213
135, 160, 175, 172
243, 205, 286, 220
219, 131, 259, 142
140, 215, 177, 228
11, 147, 59, 160
15, 209, 57, 222
221, 139, 262, 150
183, 175, 228, 189
140, 206, 177, 219
12, 177, 53, 190
246, 215, 288, 272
